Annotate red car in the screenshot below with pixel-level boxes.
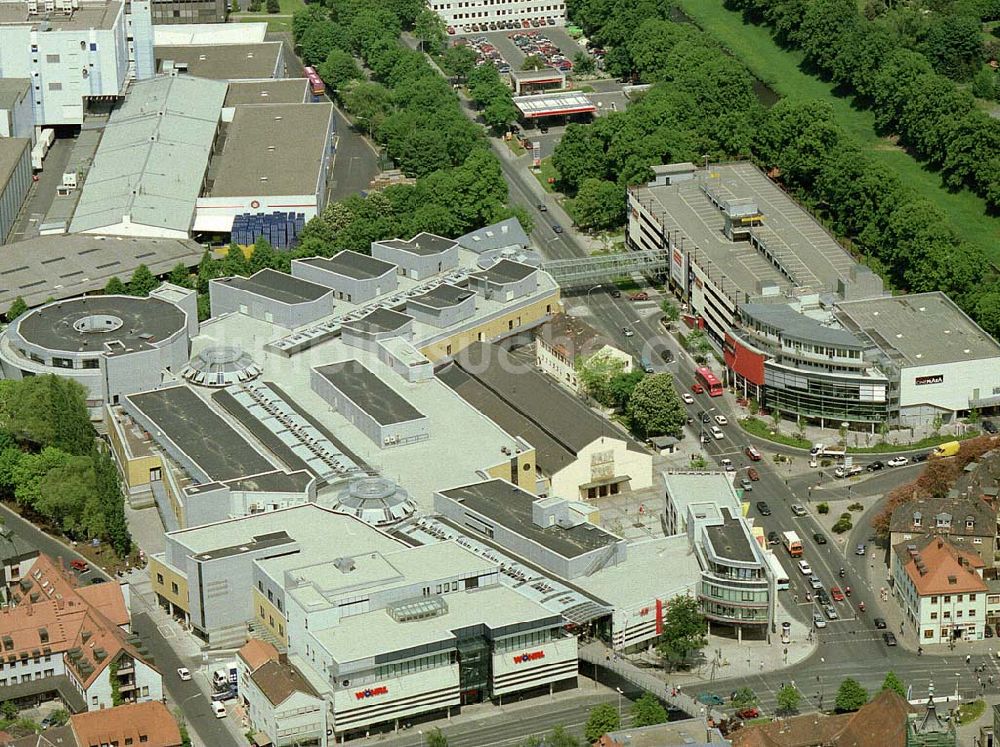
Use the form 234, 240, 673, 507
70, 559, 89, 572
629, 292, 649, 301
691, 382, 704, 394
747, 467, 760, 481
830, 586, 845, 602
736, 707, 760, 720
745, 446, 762, 461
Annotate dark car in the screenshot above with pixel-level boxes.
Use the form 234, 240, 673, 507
816, 589, 830, 605
874, 617, 887, 629
90, 577, 107, 584
608, 287, 621, 298
767, 531, 780, 545
538, 203, 548, 212
551, 224, 562, 233
701, 412, 711, 424
660, 350, 674, 364
813, 532, 827, 545
697, 693, 725, 706
983, 420, 998, 434
913, 452, 929, 462
866, 460, 884, 472
756, 501, 771, 516
883, 632, 898, 646
987, 625, 994, 638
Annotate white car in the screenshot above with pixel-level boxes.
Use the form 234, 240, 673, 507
813, 612, 827, 629
720, 458, 735, 472
809, 574, 823, 589
797, 560, 812, 575
177, 667, 191, 681
791, 504, 807, 517
622, 327, 634, 338
714, 414, 728, 426
710, 425, 724, 440
211, 701, 227, 719
681, 393, 695, 405
887, 456, 909, 467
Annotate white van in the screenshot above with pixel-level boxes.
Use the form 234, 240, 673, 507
211, 701, 226, 719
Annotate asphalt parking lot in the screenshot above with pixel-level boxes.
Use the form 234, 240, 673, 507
455, 27, 584, 72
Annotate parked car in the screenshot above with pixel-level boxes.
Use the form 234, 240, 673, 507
825, 604, 839, 620
736, 707, 760, 719
986, 625, 994, 638
830, 586, 845, 602
681, 392, 695, 404
866, 460, 884, 472
629, 292, 649, 301
813, 612, 827, 629
883, 632, 898, 646
90, 577, 106, 584
809, 575, 823, 590
874, 617, 887, 629
813, 532, 827, 545
791, 504, 807, 517
797, 560, 812, 575
855, 543, 867, 556
697, 693, 725, 706
740, 479, 753, 491
211, 701, 227, 718
721, 458, 735, 472
691, 382, 704, 394
714, 414, 728, 426
622, 327, 634, 337
177, 667, 192, 681
608, 287, 621, 298
913, 452, 930, 462
69, 560, 88, 572
747, 467, 760, 481
745, 446, 762, 461
756, 501, 772, 516
983, 420, 998, 434
816, 589, 830, 605
887, 456, 909, 467
767, 531, 780, 545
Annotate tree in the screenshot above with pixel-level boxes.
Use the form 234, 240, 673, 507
972, 66, 999, 101
299, 20, 341, 66
522, 54, 547, 71
584, 703, 620, 743
167, 263, 193, 289
573, 51, 596, 75
249, 237, 278, 273
441, 44, 477, 80
608, 370, 645, 411
343, 81, 394, 139
104, 276, 126, 295
551, 124, 608, 193
627, 373, 686, 439
265, 0, 278, 13
731, 686, 758, 710
128, 264, 158, 297
660, 298, 680, 325
654, 595, 708, 671
631, 692, 669, 727
577, 351, 627, 407
835, 678, 868, 713
414, 8, 446, 54
46, 708, 69, 726
318, 49, 363, 96
6, 296, 27, 321
572, 178, 625, 231
482, 95, 519, 133
221, 244, 249, 277
882, 671, 905, 699
921, 14, 984, 81
1, 701, 16, 720
776, 684, 801, 714
426, 728, 448, 747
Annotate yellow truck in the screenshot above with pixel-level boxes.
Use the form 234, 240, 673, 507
931, 441, 961, 458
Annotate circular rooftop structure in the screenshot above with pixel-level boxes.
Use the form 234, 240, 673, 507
14, 295, 187, 355
476, 245, 542, 271
182, 345, 261, 387
332, 476, 416, 527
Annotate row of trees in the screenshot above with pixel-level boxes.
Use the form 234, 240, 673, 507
770, 670, 906, 716
0, 376, 130, 556
577, 357, 687, 440
721, 0, 1000, 211
550, 4, 1000, 340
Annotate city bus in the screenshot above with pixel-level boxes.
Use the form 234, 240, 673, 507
764, 550, 790, 591
694, 366, 723, 397
303, 66, 325, 97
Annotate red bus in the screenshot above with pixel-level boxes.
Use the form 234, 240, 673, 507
695, 367, 723, 397
303, 66, 325, 96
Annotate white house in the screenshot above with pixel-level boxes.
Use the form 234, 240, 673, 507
535, 313, 632, 395
892, 535, 988, 645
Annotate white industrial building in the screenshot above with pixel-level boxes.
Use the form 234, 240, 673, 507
0, 136, 31, 243
0, 78, 33, 139
428, 0, 566, 28
0, 0, 154, 127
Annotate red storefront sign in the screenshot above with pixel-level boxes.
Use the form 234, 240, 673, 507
513, 651, 545, 664
355, 685, 388, 700
655, 599, 664, 636
723, 332, 766, 386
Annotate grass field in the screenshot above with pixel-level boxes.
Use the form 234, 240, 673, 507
239, 15, 292, 32
675, 0, 1000, 264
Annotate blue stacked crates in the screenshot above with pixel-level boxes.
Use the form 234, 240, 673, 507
230, 211, 308, 251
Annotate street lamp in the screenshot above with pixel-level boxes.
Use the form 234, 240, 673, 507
616, 687, 624, 722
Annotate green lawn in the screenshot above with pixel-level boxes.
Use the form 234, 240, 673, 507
239, 0, 303, 14
238, 15, 292, 32
675, 0, 1000, 264
532, 158, 559, 193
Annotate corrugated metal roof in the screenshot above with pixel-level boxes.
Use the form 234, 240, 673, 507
70, 75, 226, 236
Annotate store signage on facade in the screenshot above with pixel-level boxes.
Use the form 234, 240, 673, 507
355, 686, 388, 700
513, 651, 545, 664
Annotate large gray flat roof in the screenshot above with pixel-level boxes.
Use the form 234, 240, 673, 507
835, 292, 1000, 367
633, 162, 857, 298
126, 385, 274, 482
0, 234, 204, 309
457, 218, 530, 254
376, 233, 456, 257
0, 138, 29, 193
155, 43, 282, 80
300, 252, 396, 280
703, 509, 758, 564
218, 269, 331, 305
15, 295, 186, 354
471, 259, 536, 284
208, 103, 332, 197
223, 79, 309, 107
70, 75, 226, 235
741, 302, 861, 348
440, 479, 619, 558
409, 283, 475, 309
341, 307, 411, 334
314, 361, 425, 426
0, 79, 29, 113
0, 0, 120, 29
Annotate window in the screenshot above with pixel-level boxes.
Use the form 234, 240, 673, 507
944, 596, 951, 603
156, 573, 164, 585
141, 686, 148, 697
45, 54, 60, 63
171, 582, 179, 594
259, 605, 265, 617
930, 612, 938, 620
944, 611, 951, 618
957, 611, 963, 618
258, 580, 263, 592
268, 590, 273, 602
931, 596, 938, 603
969, 610, 976, 617
89, 42, 97, 51
970, 594, 977, 601
48, 82, 62, 91
924, 630, 933, 639
278, 623, 284, 636
126, 739, 133, 746
82, 359, 99, 369
958, 595, 964, 602
51, 357, 73, 368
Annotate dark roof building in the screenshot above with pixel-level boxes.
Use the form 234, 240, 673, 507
889, 496, 996, 568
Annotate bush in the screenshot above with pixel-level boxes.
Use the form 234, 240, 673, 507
833, 517, 853, 534
840, 512, 852, 520
817, 502, 830, 514
848, 502, 864, 512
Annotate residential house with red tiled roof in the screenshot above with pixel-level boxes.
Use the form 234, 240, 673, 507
71, 701, 182, 747
0, 554, 162, 713
892, 535, 988, 645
